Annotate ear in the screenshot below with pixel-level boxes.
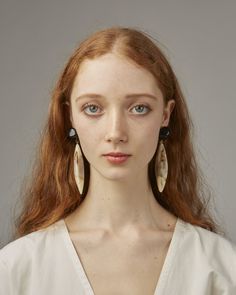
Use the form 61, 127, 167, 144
162, 99, 175, 126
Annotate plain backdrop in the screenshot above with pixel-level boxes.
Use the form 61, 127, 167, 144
0, 0, 235, 248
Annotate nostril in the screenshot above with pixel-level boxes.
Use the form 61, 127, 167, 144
105, 131, 128, 143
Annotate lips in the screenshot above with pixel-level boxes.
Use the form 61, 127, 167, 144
104, 152, 131, 157
104, 153, 130, 164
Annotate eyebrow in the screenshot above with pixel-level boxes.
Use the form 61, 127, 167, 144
75, 93, 158, 101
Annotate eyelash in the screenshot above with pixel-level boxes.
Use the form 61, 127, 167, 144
82, 103, 151, 116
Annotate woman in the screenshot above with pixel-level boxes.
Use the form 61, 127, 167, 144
0, 26, 235, 295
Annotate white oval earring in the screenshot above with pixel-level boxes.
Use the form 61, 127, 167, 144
156, 140, 168, 193
74, 143, 85, 195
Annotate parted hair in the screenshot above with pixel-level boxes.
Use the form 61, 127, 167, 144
13, 26, 222, 239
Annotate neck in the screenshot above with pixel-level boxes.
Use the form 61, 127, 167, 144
68, 166, 173, 234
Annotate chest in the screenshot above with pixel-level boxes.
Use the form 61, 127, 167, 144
70, 232, 172, 295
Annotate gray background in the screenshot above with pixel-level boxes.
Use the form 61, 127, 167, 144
1, 0, 235, 248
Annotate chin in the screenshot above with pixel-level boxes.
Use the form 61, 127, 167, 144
98, 168, 133, 180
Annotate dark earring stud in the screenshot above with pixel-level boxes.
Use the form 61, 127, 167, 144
159, 126, 170, 140
68, 127, 78, 140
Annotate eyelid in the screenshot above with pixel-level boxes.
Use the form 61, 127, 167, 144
82, 103, 103, 115
82, 103, 151, 116
130, 104, 151, 114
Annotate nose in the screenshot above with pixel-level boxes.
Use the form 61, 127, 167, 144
104, 110, 128, 143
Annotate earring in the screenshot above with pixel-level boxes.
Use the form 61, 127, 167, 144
74, 143, 84, 195
68, 128, 85, 195
156, 127, 170, 193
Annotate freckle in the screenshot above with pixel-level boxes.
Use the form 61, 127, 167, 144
167, 224, 170, 227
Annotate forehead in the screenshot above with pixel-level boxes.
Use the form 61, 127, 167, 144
71, 53, 163, 98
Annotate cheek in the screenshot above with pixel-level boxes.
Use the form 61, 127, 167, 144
74, 122, 101, 158
142, 123, 160, 153
77, 128, 96, 147
146, 118, 161, 139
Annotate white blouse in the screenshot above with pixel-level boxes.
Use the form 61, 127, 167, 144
0, 217, 236, 295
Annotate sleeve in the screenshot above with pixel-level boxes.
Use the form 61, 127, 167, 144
0, 257, 13, 295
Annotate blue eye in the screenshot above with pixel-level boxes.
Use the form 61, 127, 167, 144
82, 103, 151, 116
83, 104, 101, 115
131, 104, 150, 114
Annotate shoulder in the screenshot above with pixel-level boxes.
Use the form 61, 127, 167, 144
0, 220, 62, 269
182, 219, 236, 256
0, 222, 60, 293
0, 219, 85, 294
178, 218, 236, 283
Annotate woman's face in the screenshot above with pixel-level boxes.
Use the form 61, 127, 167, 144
70, 53, 175, 180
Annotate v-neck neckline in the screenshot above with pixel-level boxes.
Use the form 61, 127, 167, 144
58, 217, 185, 295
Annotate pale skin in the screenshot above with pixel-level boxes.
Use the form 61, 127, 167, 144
65, 52, 177, 294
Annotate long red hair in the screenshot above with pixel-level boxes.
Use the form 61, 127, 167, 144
13, 26, 223, 239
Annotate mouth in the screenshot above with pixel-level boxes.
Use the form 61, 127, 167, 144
103, 152, 131, 157
103, 154, 131, 164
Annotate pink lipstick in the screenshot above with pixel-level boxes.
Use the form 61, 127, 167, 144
103, 152, 131, 164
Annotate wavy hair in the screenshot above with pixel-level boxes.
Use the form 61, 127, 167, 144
13, 26, 223, 239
